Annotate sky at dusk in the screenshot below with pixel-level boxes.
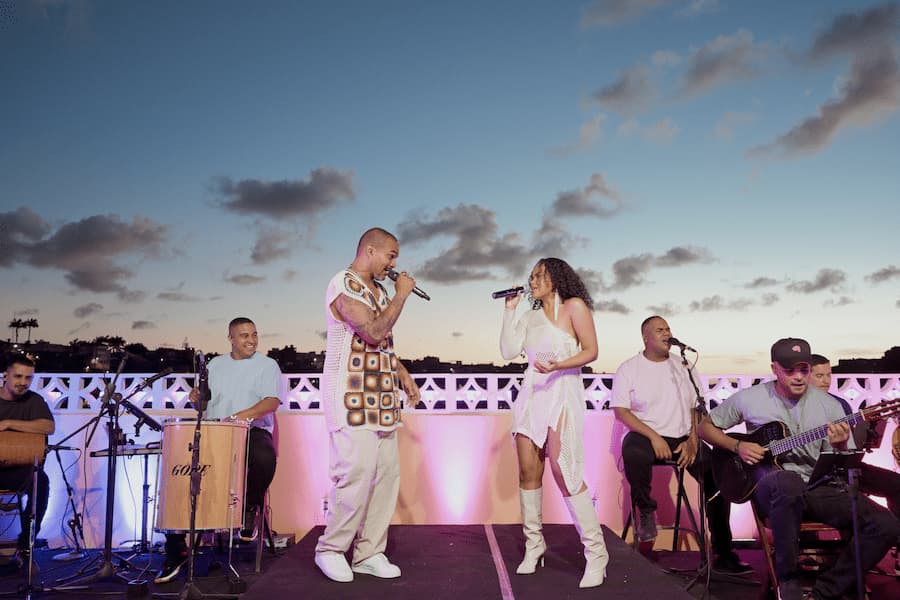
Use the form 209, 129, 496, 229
2, 0, 899, 374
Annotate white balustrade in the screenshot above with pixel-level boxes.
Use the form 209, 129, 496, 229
33, 372, 900, 414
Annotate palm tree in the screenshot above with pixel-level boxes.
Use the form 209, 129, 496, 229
7, 318, 25, 343
23, 318, 39, 343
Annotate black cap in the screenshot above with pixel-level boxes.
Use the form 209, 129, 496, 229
770, 338, 812, 369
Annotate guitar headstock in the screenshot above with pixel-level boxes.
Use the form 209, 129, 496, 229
861, 397, 900, 422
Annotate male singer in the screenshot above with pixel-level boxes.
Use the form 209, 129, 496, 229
314, 227, 421, 583
610, 316, 749, 573
0, 354, 54, 571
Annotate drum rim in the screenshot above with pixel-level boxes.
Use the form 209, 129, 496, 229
162, 417, 249, 427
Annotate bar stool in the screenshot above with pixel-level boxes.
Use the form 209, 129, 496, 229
621, 460, 701, 551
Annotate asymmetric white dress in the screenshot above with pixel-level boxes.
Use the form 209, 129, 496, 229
501, 305, 586, 495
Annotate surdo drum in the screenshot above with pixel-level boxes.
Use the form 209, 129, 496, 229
155, 418, 248, 532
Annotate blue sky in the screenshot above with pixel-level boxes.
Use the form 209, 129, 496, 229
2, 0, 899, 373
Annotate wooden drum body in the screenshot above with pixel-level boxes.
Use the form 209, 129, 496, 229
154, 418, 248, 532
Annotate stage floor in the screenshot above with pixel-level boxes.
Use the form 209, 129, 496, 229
2, 525, 898, 599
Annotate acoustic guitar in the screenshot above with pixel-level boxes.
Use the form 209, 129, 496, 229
710, 398, 900, 504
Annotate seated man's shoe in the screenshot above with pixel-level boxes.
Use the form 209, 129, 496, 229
154, 557, 187, 584
778, 578, 803, 600
315, 552, 353, 582
713, 551, 753, 575
637, 509, 657, 554
351, 553, 401, 578
240, 505, 259, 542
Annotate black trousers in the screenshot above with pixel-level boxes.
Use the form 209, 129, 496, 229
164, 427, 276, 555
621, 431, 733, 555
0, 466, 50, 550
858, 462, 900, 518
754, 469, 900, 599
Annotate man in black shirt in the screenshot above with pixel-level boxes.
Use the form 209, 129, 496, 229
0, 354, 55, 569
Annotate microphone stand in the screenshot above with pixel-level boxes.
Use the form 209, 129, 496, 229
676, 346, 755, 596
49, 447, 87, 562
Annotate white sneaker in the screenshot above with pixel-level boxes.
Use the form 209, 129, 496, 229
352, 553, 401, 578
315, 552, 353, 582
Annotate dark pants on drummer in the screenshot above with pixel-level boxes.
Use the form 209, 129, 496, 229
164, 428, 276, 555
621, 431, 734, 556
0, 466, 50, 550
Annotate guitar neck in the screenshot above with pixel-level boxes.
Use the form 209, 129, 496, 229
767, 411, 864, 456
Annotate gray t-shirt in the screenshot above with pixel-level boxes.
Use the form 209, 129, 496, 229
709, 381, 847, 481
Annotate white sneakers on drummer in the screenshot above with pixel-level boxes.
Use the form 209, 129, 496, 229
352, 553, 401, 578
315, 552, 354, 582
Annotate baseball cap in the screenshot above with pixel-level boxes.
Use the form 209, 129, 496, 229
770, 338, 812, 369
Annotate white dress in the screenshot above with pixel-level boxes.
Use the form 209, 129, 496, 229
501, 305, 585, 495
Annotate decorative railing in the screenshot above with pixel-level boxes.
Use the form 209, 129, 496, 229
31, 372, 900, 414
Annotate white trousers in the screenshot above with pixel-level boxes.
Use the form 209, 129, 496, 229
315, 428, 400, 564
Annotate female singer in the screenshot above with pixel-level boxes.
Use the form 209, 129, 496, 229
499, 257, 608, 588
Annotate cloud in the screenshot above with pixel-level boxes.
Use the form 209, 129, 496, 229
786, 268, 847, 293
761, 293, 780, 306
646, 302, 680, 316
132, 321, 156, 330
316, 330, 327, 341
283, 269, 298, 281
652, 50, 682, 67
681, 29, 768, 96
595, 299, 630, 314
865, 264, 900, 283
397, 204, 531, 282
744, 276, 778, 288
617, 116, 681, 142
13, 308, 39, 316
824, 296, 854, 307
580, 0, 670, 28
588, 64, 655, 114
750, 47, 900, 157
678, 0, 720, 17
688, 295, 754, 311
714, 111, 756, 141
552, 173, 624, 217
73, 303, 103, 318
250, 226, 295, 264
224, 273, 266, 285
548, 113, 607, 157
896, 299, 900, 309
451, 331, 464, 338
67, 322, 91, 337
607, 245, 713, 290
1, 210, 168, 299
576, 268, 607, 298
212, 168, 355, 220
157, 292, 201, 302
808, 3, 900, 62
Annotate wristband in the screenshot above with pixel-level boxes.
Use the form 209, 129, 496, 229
734, 439, 741, 454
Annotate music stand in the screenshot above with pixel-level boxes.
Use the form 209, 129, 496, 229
807, 451, 866, 600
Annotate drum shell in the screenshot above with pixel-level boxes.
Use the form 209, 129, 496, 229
154, 418, 248, 532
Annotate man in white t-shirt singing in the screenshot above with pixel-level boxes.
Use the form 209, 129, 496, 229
610, 315, 749, 574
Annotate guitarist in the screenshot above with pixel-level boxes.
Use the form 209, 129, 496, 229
699, 338, 900, 600
0, 354, 55, 571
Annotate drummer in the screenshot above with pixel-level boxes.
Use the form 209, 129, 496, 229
155, 317, 281, 584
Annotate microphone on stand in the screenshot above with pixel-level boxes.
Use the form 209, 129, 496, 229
119, 398, 163, 433
47, 444, 80, 452
491, 286, 525, 299
668, 337, 697, 353
135, 367, 174, 390
387, 269, 431, 301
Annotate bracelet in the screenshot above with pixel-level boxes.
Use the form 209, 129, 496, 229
733, 439, 741, 454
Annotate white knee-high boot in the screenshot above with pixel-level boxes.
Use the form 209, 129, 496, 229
516, 487, 547, 575
564, 490, 608, 588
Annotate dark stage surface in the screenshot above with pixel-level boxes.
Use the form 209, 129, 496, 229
2, 525, 898, 599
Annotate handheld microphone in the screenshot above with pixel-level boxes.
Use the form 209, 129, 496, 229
668, 337, 697, 353
491, 285, 525, 299
387, 269, 431, 301
136, 367, 174, 390
119, 398, 163, 432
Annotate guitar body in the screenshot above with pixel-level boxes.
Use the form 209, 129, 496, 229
711, 421, 789, 504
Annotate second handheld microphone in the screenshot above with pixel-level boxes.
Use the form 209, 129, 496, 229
491, 286, 525, 299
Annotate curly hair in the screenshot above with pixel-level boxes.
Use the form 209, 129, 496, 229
529, 257, 594, 311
